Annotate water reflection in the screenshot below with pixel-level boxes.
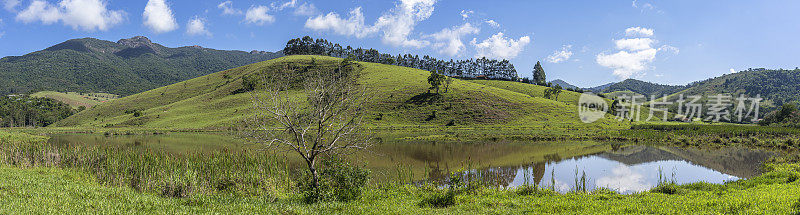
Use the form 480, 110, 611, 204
418, 145, 772, 193
47, 134, 774, 193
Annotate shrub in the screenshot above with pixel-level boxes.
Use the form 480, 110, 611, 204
651, 182, 679, 195
418, 190, 456, 208
298, 157, 371, 203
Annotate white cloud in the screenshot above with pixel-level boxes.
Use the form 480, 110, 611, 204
471, 32, 531, 59
596, 165, 652, 193
429, 22, 479, 56
0, 31, 4, 39
730, 68, 736, 74
186, 16, 211, 37
3, 0, 19, 11
271, 0, 296, 10
16, 0, 124, 31
460, 9, 473, 20
217, 1, 241, 15
625, 27, 654, 37
597, 27, 677, 79
615, 38, 654, 51
305, 7, 372, 38
597, 48, 657, 79
485, 19, 500, 28
294, 2, 316, 16
16, 0, 60, 24
143, 0, 178, 33
306, 0, 436, 49
547, 45, 573, 63
245, 5, 275, 25
659, 45, 680, 54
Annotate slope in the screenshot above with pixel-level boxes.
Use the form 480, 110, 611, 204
54, 55, 628, 130
0, 36, 282, 96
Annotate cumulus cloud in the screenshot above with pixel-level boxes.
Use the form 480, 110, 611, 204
3, 0, 19, 11
305, 0, 436, 48
186, 16, 211, 37
615, 38, 654, 51
293, 2, 317, 16
245, 5, 275, 25
547, 45, 573, 63
485, 19, 500, 28
596, 27, 678, 79
16, 0, 124, 31
730, 68, 736, 74
460, 9, 473, 20
471, 32, 531, 59
143, 0, 178, 33
625, 27, 654, 37
596, 165, 652, 193
217, 1, 241, 15
429, 23, 479, 56
305, 7, 372, 38
271, 0, 296, 10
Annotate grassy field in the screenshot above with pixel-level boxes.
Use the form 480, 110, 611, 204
1, 130, 800, 214
30, 91, 118, 109
52, 55, 629, 131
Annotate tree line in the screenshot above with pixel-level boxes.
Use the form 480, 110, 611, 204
284, 36, 519, 81
0, 95, 75, 127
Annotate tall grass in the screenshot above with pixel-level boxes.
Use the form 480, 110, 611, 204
0, 133, 291, 198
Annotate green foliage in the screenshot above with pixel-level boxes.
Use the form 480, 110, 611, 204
0, 95, 75, 127
532, 61, 546, 85
427, 71, 447, 94
0, 37, 281, 96
760, 103, 799, 126
418, 190, 457, 208
601, 79, 686, 98
543, 84, 563, 101
298, 157, 371, 203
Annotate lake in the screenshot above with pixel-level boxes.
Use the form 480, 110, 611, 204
48, 133, 775, 193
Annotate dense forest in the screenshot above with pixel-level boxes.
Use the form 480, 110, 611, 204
599, 79, 687, 98
0, 95, 75, 127
676, 68, 800, 110
0, 36, 283, 96
284, 36, 519, 80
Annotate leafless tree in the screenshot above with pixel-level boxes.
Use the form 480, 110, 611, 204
241, 59, 372, 190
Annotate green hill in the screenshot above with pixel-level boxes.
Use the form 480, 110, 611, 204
655, 68, 800, 112
0, 36, 282, 96
30, 91, 118, 109
53, 55, 629, 130
601, 79, 686, 99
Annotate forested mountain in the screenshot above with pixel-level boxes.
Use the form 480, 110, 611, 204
600, 79, 687, 98
664, 68, 800, 112
586, 82, 615, 93
550, 79, 578, 89
0, 36, 282, 96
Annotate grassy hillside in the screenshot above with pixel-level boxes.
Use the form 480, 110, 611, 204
54, 55, 628, 130
30, 91, 117, 109
0, 36, 282, 96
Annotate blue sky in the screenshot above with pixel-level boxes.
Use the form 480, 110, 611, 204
1, 0, 799, 88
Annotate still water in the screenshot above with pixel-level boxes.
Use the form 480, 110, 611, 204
48, 133, 774, 193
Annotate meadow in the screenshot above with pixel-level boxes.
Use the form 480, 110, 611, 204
2, 129, 800, 214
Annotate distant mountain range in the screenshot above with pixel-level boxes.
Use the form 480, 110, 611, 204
549, 79, 579, 89
0, 36, 282, 96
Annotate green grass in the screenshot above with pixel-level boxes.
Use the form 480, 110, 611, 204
53, 55, 629, 131
30, 91, 118, 109
2, 130, 800, 214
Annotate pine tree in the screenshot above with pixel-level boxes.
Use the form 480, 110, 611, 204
533, 61, 546, 86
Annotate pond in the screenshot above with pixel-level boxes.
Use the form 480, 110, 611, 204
48, 133, 775, 193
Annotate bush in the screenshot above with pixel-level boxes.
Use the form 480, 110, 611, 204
298, 157, 371, 203
418, 190, 456, 208
651, 182, 679, 195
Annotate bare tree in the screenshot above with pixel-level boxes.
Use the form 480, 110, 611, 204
241, 59, 372, 191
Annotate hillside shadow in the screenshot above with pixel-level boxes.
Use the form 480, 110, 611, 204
406, 93, 443, 105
